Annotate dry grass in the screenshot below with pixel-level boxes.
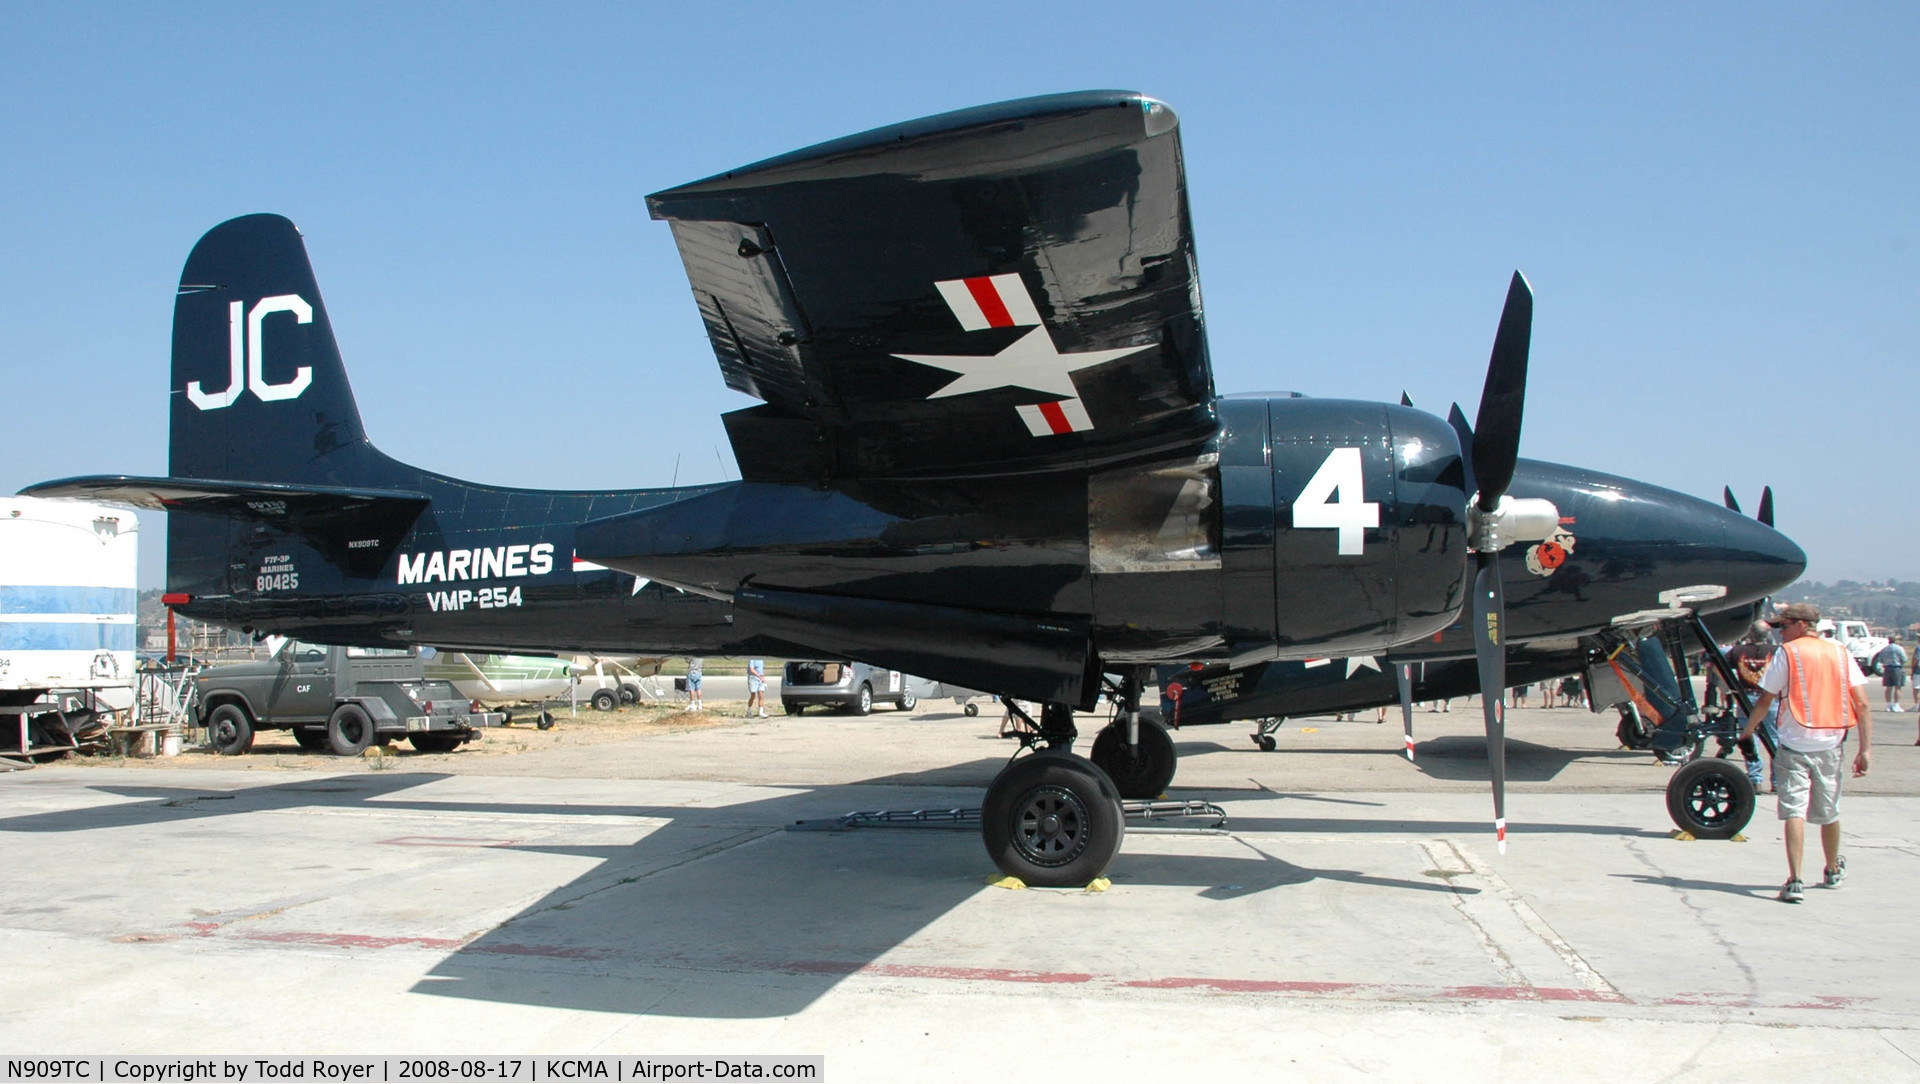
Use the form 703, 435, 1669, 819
46, 700, 753, 773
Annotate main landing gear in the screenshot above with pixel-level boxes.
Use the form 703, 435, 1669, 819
980, 672, 1173, 886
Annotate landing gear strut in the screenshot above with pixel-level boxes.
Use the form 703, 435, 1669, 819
1249, 716, 1284, 752
1084, 670, 1179, 799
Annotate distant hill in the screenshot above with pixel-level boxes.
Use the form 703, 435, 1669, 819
1776, 580, 1920, 632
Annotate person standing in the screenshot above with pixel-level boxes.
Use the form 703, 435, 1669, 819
685, 656, 704, 711
1873, 640, 1908, 713
1738, 603, 1872, 903
746, 658, 767, 718
1726, 621, 1780, 788
1909, 640, 1920, 713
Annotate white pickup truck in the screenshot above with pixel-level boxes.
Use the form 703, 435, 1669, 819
1816, 619, 1892, 673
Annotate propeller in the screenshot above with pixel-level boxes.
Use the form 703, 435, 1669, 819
1396, 663, 1416, 761
1723, 486, 1741, 515
1758, 486, 1774, 529
1454, 271, 1550, 855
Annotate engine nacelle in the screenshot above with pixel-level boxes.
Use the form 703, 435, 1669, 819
1222, 396, 1469, 662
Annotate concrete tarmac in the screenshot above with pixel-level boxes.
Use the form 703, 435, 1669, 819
5, 702, 1920, 1080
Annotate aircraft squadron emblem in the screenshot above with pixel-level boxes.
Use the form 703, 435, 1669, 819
1525, 528, 1577, 576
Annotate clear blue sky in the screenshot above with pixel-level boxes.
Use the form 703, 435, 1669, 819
2, 3, 1913, 587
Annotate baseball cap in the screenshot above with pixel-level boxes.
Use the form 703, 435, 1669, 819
1767, 602, 1821, 627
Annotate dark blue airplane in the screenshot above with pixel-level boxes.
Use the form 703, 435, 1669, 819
27, 92, 1803, 886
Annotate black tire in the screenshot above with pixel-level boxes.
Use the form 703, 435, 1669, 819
1088, 716, 1178, 799
783, 700, 801, 715
1665, 757, 1756, 840
898, 691, 917, 711
590, 688, 619, 712
206, 704, 254, 756
619, 682, 641, 705
1616, 704, 1654, 750
291, 727, 328, 752
326, 703, 376, 756
410, 732, 465, 754
536, 711, 555, 730
964, 703, 979, 717
981, 752, 1125, 888
1258, 734, 1277, 752
851, 684, 872, 716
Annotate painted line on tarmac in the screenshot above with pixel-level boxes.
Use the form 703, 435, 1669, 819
110, 923, 1882, 1015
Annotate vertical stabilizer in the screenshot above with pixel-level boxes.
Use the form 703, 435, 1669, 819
169, 214, 369, 484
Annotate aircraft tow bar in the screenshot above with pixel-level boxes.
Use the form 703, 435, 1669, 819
790, 799, 1226, 833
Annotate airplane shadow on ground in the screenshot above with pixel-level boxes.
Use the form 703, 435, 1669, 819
0, 767, 1650, 1018
1408, 734, 1642, 783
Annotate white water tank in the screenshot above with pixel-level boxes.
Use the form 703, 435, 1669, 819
0, 496, 139, 692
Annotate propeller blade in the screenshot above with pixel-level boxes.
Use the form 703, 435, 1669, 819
1447, 403, 1479, 501
1472, 552, 1508, 853
1397, 663, 1416, 761
1470, 272, 1534, 511
1758, 486, 1775, 528
1723, 486, 1741, 514
1400, 391, 1414, 407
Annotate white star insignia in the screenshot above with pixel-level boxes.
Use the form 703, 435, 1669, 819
1304, 656, 1383, 679
893, 326, 1152, 400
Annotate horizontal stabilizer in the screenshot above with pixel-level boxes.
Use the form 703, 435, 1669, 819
23, 475, 428, 577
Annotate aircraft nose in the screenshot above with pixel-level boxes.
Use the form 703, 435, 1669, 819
1718, 505, 1806, 604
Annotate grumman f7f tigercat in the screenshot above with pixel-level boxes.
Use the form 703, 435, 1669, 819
28, 92, 1804, 886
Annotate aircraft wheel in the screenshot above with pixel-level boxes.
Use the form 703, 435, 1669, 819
783, 701, 801, 715
898, 691, 917, 711
206, 704, 254, 756
981, 752, 1125, 888
1615, 704, 1653, 750
410, 732, 465, 754
619, 682, 641, 705
590, 688, 619, 712
326, 704, 375, 756
1088, 716, 1177, 799
536, 711, 556, 730
1258, 734, 1277, 752
1665, 758, 1756, 840
964, 703, 979, 717
852, 684, 872, 716
291, 727, 328, 752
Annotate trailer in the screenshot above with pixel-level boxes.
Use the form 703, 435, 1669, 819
0, 497, 139, 767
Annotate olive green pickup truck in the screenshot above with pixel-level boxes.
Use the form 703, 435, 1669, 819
195, 639, 502, 755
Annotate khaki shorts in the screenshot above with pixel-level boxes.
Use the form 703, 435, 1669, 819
1776, 744, 1845, 825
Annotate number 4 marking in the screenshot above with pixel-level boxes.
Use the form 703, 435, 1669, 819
1293, 448, 1380, 556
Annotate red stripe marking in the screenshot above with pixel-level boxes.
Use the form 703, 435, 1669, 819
964, 276, 1014, 327
1037, 401, 1071, 434
1127, 977, 1359, 994
241, 930, 466, 951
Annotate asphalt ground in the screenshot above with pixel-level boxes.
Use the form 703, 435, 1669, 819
5, 698, 1920, 1080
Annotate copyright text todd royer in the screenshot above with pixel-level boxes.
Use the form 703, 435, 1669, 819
3, 1060, 824, 1083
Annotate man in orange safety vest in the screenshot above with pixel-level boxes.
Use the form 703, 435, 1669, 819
1739, 602, 1873, 903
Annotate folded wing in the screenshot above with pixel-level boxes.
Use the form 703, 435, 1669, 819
648, 90, 1216, 481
